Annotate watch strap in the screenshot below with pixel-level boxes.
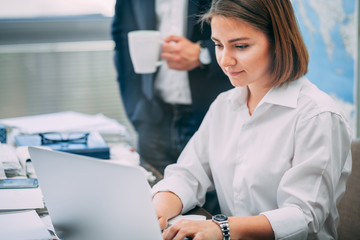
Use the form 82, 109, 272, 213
219, 221, 230, 240
212, 214, 230, 240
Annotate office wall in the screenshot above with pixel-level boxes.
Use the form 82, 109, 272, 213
0, 15, 112, 45
356, 0, 360, 138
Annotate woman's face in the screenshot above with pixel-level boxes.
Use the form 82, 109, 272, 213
211, 16, 273, 88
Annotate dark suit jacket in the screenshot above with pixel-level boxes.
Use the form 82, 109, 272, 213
111, 0, 232, 126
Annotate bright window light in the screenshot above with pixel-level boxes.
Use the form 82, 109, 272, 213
0, 0, 116, 19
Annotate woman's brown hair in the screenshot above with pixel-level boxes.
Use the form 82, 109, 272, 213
201, 0, 309, 86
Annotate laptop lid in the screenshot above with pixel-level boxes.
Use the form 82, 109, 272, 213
28, 147, 163, 240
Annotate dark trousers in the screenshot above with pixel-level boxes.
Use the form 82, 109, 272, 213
134, 101, 198, 174
133, 100, 220, 215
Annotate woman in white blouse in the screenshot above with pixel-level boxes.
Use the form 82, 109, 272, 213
151, 0, 352, 239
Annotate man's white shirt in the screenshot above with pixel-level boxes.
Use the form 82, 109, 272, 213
155, 0, 192, 105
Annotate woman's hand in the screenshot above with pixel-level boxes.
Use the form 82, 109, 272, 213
157, 215, 169, 231
153, 191, 183, 230
162, 219, 222, 240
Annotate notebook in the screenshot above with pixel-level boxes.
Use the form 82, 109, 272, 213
28, 147, 163, 240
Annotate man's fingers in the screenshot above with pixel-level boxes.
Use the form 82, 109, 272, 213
161, 52, 180, 62
162, 43, 179, 53
163, 35, 184, 43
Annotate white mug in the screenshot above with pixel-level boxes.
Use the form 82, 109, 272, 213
128, 30, 163, 74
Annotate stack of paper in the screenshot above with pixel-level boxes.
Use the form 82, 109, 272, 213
0, 187, 44, 210
0, 210, 51, 240
0, 111, 132, 144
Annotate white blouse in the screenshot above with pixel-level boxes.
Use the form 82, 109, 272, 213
152, 77, 352, 239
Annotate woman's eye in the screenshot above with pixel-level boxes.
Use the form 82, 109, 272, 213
214, 43, 223, 48
236, 44, 249, 49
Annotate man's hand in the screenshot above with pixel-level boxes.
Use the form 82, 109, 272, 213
161, 35, 201, 71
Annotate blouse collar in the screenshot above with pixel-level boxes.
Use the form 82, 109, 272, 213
227, 77, 306, 110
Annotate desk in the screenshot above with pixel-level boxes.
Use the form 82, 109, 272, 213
0, 112, 212, 238
1, 157, 211, 240
0, 148, 211, 239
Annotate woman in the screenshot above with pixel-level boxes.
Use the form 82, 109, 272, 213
151, 0, 352, 239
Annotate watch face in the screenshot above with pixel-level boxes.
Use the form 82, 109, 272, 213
213, 214, 227, 222
199, 47, 211, 65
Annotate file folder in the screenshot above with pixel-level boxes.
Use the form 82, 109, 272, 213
15, 132, 110, 159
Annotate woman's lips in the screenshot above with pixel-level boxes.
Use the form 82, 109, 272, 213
227, 70, 244, 77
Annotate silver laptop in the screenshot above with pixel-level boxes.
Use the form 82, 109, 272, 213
28, 147, 163, 240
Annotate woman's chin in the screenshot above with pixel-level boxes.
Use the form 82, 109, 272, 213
229, 79, 248, 88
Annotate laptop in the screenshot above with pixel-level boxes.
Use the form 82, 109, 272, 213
28, 147, 163, 240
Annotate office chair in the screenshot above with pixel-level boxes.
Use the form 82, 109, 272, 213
337, 138, 360, 240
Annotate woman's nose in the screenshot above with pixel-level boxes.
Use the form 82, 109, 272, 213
220, 49, 236, 68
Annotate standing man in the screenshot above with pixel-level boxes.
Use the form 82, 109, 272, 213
112, 0, 232, 174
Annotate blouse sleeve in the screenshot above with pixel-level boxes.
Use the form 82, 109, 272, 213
261, 110, 352, 239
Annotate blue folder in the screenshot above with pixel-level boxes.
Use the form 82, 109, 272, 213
15, 132, 110, 159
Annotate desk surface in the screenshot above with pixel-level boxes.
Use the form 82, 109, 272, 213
0, 113, 212, 239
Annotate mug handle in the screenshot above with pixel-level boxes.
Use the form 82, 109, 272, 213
156, 39, 166, 67
156, 61, 164, 66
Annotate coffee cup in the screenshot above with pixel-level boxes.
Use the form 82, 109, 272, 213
128, 30, 163, 74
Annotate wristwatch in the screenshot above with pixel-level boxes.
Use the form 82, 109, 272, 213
197, 41, 211, 65
212, 214, 230, 240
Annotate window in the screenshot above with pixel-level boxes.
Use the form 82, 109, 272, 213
0, 0, 135, 140
0, 0, 115, 19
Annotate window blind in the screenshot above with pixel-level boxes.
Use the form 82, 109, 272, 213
0, 41, 135, 138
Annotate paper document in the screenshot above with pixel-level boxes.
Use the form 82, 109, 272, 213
0, 111, 127, 135
0, 187, 44, 210
0, 210, 51, 240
